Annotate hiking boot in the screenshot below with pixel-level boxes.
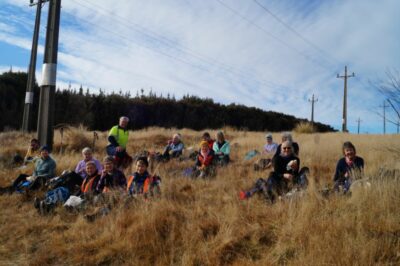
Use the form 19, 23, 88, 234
239, 190, 249, 200
34, 197, 40, 209
39, 201, 46, 215
84, 213, 97, 223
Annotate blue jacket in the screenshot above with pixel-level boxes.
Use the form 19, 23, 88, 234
33, 156, 56, 179
213, 141, 230, 158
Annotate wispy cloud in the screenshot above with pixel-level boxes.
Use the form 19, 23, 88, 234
1, 0, 399, 133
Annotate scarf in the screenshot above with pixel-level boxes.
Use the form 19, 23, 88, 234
201, 149, 210, 160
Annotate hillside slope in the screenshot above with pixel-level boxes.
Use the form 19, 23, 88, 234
0, 128, 398, 265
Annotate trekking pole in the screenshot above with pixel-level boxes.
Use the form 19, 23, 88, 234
60, 127, 64, 155
92, 131, 99, 152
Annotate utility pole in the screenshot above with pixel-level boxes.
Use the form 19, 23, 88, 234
22, 0, 48, 132
337, 66, 355, 133
37, 0, 61, 150
308, 94, 318, 124
379, 100, 390, 134
356, 118, 361, 134
397, 119, 399, 134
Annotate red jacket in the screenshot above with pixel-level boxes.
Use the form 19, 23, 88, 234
195, 150, 215, 167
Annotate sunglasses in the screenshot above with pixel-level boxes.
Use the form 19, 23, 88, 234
282, 147, 292, 150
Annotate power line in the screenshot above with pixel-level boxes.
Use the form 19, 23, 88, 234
62, 6, 287, 100
252, 0, 336, 66
70, 0, 281, 91
215, 0, 331, 72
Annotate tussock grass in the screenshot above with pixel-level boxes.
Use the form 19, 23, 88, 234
0, 128, 399, 265
294, 122, 316, 134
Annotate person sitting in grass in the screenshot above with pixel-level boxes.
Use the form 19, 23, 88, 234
240, 140, 308, 203
333, 141, 364, 193
274, 132, 299, 157
127, 156, 161, 198
24, 138, 41, 163
188, 132, 214, 161
35, 160, 101, 214
193, 141, 216, 178
96, 156, 127, 193
263, 133, 278, 156
12, 138, 40, 165
84, 157, 161, 222
74, 161, 102, 198
213, 131, 230, 166
0, 145, 56, 195
107, 116, 132, 169
75, 147, 102, 178
162, 133, 184, 160
45, 147, 102, 192
254, 133, 278, 171
202, 132, 215, 149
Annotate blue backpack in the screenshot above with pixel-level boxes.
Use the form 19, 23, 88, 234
44, 187, 70, 205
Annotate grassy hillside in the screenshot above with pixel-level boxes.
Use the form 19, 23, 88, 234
0, 127, 399, 265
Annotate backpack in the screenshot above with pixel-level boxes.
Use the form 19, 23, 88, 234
44, 187, 70, 205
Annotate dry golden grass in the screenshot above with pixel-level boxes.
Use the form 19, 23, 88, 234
0, 128, 399, 265
294, 122, 316, 134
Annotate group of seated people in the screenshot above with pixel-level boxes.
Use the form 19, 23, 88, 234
241, 132, 364, 202
1, 142, 161, 215
0, 116, 365, 216
149, 130, 231, 178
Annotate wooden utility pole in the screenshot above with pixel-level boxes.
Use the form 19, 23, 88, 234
37, 0, 61, 150
308, 94, 318, 125
379, 100, 390, 134
22, 0, 48, 132
356, 118, 361, 134
337, 66, 355, 132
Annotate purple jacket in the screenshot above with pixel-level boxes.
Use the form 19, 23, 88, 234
75, 158, 103, 178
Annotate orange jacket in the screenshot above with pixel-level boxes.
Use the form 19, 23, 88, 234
127, 172, 152, 195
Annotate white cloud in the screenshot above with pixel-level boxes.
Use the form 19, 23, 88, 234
1, 0, 399, 133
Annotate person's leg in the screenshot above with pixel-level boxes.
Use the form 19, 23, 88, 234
343, 178, 352, 193
63, 172, 84, 191
12, 174, 29, 189
296, 167, 309, 189
266, 173, 280, 203
333, 180, 344, 192
29, 176, 47, 191
221, 155, 230, 166
240, 178, 267, 200
13, 154, 24, 165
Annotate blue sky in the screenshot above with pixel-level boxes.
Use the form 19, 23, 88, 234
1, 0, 400, 134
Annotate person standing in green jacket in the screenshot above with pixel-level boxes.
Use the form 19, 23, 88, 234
213, 131, 230, 166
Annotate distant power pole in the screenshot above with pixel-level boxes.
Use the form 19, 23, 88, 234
397, 119, 400, 134
356, 118, 361, 134
22, 0, 47, 132
379, 100, 390, 134
337, 66, 355, 133
37, 0, 61, 150
308, 94, 318, 125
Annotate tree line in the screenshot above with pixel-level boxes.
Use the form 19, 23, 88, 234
0, 71, 335, 132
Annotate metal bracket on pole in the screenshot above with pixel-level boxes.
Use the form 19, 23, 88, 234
41, 63, 57, 86
25, 92, 34, 104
